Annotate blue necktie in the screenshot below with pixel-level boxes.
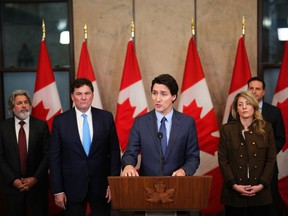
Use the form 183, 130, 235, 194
159, 117, 167, 156
82, 114, 91, 156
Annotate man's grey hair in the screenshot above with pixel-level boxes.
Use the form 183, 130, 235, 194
8, 89, 32, 114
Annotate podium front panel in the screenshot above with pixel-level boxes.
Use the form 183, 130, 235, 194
108, 176, 212, 211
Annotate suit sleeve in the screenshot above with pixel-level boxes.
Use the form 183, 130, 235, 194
108, 113, 121, 176
121, 118, 141, 169
181, 117, 200, 176
274, 109, 286, 153
32, 121, 50, 181
49, 116, 64, 194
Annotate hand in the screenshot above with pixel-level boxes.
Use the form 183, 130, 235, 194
121, 165, 139, 177
21, 177, 38, 191
232, 184, 258, 197
106, 186, 111, 203
13, 179, 26, 191
172, 168, 186, 176
54, 193, 67, 209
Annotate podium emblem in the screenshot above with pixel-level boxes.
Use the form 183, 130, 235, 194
145, 181, 175, 204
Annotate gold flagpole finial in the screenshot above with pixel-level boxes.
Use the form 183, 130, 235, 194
131, 20, 135, 39
42, 19, 46, 40
191, 18, 195, 36
242, 16, 246, 36
84, 24, 88, 41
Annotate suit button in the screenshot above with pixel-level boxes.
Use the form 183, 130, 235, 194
250, 131, 253, 134
241, 143, 244, 146
240, 155, 243, 158
239, 166, 242, 169
254, 153, 257, 157
252, 142, 256, 145
254, 165, 258, 169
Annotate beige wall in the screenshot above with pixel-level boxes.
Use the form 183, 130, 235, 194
73, 0, 257, 127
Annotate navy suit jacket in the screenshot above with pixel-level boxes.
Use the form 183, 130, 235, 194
0, 116, 50, 194
49, 107, 120, 202
122, 109, 200, 176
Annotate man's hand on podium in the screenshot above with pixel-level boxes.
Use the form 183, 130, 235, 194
121, 165, 139, 176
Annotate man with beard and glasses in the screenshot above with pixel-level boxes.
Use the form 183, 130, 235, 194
0, 90, 50, 216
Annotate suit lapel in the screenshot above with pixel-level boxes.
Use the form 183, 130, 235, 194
7, 118, 19, 154
69, 108, 86, 155
149, 111, 162, 155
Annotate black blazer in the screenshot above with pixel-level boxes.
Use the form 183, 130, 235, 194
0, 116, 50, 194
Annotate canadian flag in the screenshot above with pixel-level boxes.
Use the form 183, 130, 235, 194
272, 41, 288, 205
178, 36, 223, 215
32, 40, 62, 132
32, 39, 62, 215
222, 36, 252, 124
115, 39, 148, 153
77, 40, 102, 109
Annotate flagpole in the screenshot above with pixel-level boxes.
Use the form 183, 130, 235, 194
242, 16, 246, 36
191, 18, 195, 36
42, 20, 46, 41
131, 20, 135, 39
84, 24, 88, 41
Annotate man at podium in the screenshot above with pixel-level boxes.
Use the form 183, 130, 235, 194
121, 74, 200, 177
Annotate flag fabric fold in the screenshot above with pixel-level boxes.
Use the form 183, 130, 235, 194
32, 40, 62, 132
178, 37, 223, 215
222, 36, 252, 124
77, 40, 103, 109
272, 41, 288, 205
115, 39, 148, 153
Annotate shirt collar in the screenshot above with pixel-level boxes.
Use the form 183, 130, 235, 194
259, 100, 263, 110
155, 109, 174, 123
75, 107, 92, 117
14, 116, 30, 125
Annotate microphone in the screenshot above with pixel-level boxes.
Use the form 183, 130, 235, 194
157, 132, 163, 176
157, 132, 163, 140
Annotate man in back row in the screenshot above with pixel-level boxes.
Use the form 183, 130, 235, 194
228, 76, 286, 216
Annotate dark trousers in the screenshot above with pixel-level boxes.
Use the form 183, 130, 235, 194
7, 190, 48, 216
225, 205, 272, 216
65, 184, 110, 216
269, 172, 283, 216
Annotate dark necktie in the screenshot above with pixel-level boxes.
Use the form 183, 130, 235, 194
18, 121, 27, 175
159, 117, 167, 156
82, 114, 91, 156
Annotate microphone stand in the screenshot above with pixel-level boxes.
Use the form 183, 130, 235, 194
157, 132, 163, 176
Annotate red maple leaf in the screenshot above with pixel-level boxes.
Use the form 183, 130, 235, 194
115, 99, 147, 152
276, 98, 288, 152
183, 100, 219, 155
32, 101, 61, 133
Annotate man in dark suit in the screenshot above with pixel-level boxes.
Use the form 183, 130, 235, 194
49, 78, 121, 216
0, 90, 50, 216
122, 74, 200, 177
228, 77, 286, 216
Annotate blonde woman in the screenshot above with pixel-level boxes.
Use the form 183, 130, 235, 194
218, 91, 276, 216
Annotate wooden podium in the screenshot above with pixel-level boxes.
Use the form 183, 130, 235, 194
108, 176, 212, 213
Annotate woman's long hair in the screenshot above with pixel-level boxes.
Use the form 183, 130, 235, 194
231, 91, 266, 136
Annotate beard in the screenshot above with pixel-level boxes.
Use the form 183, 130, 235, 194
14, 109, 31, 120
